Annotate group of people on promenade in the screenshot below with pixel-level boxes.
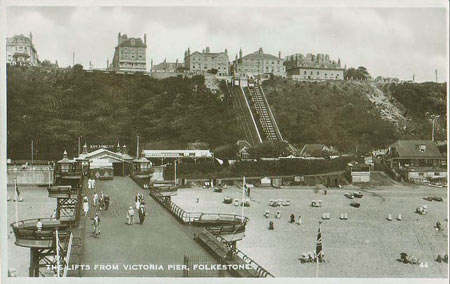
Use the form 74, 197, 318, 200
127, 193, 147, 225
83, 178, 109, 238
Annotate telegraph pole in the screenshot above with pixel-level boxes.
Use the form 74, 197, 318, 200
136, 136, 140, 159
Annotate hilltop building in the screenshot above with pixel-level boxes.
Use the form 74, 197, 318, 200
184, 47, 229, 76
111, 33, 147, 72
232, 48, 286, 78
152, 59, 184, 73
6, 33, 39, 66
284, 53, 344, 80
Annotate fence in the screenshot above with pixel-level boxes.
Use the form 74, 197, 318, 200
7, 167, 54, 185
149, 190, 272, 277
212, 231, 274, 278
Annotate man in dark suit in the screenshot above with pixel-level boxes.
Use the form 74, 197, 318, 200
138, 204, 146, 224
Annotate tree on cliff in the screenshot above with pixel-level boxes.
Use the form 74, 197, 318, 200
345, 66, 370, 80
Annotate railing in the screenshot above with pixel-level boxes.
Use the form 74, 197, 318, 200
213, 232, 274, 278
63, 233, 73, 277
149, 190, 273, 277
257, 84, 283, 141
240, 86, 262, 143
150, 190, 248, 225
230, 84, 262, 145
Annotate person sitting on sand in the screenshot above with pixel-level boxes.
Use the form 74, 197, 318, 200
290, 214, 295, 223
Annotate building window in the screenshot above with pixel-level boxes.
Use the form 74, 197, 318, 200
317, 71, 319, 75
434, 172, 441, 176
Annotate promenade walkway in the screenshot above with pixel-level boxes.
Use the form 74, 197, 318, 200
79, 177, 212, 277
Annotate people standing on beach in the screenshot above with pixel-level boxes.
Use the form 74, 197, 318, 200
290, 214, 295, 223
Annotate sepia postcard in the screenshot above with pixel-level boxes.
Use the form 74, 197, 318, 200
0, 0, 448, 284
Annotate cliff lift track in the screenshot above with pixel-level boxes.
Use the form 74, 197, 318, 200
228, 83, 262, 145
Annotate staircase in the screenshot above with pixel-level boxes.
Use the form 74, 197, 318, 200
246, 84, 283, 142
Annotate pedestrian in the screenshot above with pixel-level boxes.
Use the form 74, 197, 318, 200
104, 194, 110, 210
36, 218, 43, 231
275, 211, 281, 219
290, 214, 295, 223
138, 204, 146, 224
99, 192, 105, 211
196, 196, 200, 203
51, 209, 57, 221
435, 221, 442, 231
247, 187, 251, 198
92, 179, 96, 190
83, 196, 89, 216
297, 215, 302, 225
127, 206, 135, 225
93, 192, 99, 207
268, 221, 274, 230
92, 213, 100, 237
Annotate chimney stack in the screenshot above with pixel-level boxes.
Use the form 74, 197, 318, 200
239, 48, 242, 59
144, 33, 147, 45
29, 32, 33, 44
118, 32, 121, 44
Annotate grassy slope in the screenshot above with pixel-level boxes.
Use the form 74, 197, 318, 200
263, 79, 446, 154
7, 67, 244, 160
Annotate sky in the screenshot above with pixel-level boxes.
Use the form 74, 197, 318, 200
5, 4, 448, 82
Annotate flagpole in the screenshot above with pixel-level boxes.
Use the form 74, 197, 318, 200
56, 229, 60, 277
15, 180, 18, 227
315, 221, 322, 278
241, 176, 245, 223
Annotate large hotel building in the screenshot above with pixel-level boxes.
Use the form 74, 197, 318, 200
111, 33, 147, 72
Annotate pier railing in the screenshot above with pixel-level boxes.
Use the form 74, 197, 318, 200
213, 231, 275, 278
149, 189, 273, 277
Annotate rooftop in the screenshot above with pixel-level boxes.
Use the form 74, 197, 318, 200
241, 48, 280, 61
390, 140, 443, 158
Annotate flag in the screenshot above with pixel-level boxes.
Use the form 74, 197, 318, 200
315, 222, 323, 261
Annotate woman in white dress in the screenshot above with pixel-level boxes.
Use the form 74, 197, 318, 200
83, 196, 89, 216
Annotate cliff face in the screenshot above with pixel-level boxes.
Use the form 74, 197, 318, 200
262, 79, 446, 153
